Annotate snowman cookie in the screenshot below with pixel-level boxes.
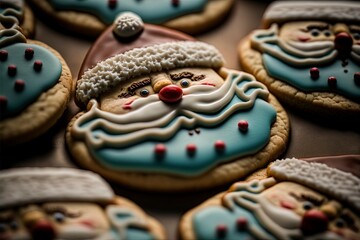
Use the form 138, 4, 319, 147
0, 168, 166, 240
66, 13, 289, 192
27, 0, 234, 37
180, 157, 360, 239
0, 0, 35, 38
238, 1, 360, 117
0, 12, 72, 145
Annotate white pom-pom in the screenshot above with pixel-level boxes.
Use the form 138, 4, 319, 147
113, 12, 144, 38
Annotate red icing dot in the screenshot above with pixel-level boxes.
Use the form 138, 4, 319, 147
0, 96, 8, 107
310, 67, 320, 80
237, 120, 249, 132
14, 79, 25, 92
154, 144, 166, 156
30, 220, 56, 240
108, 0, 117, 9
25, 48, 34, 60
8, 64, 17, 76
0, 50, 8, 61
328, 76, 337, 88
186, 144, 197, 154
214, 140, 226, 151
34, 60, 43, 72
172, 0, 180, 7
354, 72, 360, 86
236, 217, 248, 230
216, 224, 227, 238
159, 85, 183, 103
300, 209, 329, 236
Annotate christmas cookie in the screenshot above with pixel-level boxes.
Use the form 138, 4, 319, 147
180, 157, 360, 239
0, 14, 72, 145
0, 0, 36, 38
0, 168, 166, 240
238, 1, 360, 117
27, 0, 234, 38
66, 13, 289, 192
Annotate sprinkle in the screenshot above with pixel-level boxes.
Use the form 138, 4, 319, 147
328, 76, 337, 88
25, 48, 34, 60
236, 217, 248, 230
310, 67, 319, 80
14, 80, 25, 92
8, 65, 17, 76
108, 0, 117, 9
154, 144, 166, 156
237, 120, 249, 132
216, 224, 227, 238
186, 144, 197, 154
34, 60, 43, 72
354, 72, 360, 86
214, 140, 226, 152
0, 50, 8, 61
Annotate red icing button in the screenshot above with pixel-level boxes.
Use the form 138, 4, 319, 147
0, 96, 7, 108
300, 209, 329, 236
154, 144, 166, 156
25, 48, 34, 60
334, 32, 353, 56
8, 65, 17, 76
30, 219, 56, 240
236, 217, 248, 230
33, 60, 43, 72
328, 76, 337, 88
14, 80, 25, 92
214, 140, 226, 152
159, 85, 183, 103
172, 0, 180, 7
186, 144, 197, 154
354, 72, 360, 86
108, 0, 117, 9
310, 67, 320, 80
237, 120, 249, 132
216, 224, 227, 238
0, 50, 8, 61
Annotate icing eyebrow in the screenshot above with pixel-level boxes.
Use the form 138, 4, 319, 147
43, 206, 81, 218
127, 78, 151, 92
170, 71, 194, 81
300, 193, 324, 206
349, 26, 360, 33
0, 214, 14, 223
301, 24, 330, 32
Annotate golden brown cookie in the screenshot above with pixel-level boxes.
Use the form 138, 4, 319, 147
238, 1, 360, 117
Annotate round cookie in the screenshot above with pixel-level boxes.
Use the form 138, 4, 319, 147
66, 13, 289, 192
180, 156, 360, 239
0, 14, 72, 145
0, 168, 166, 239
238, 1, 360, 117
0, 0, 36, 38
27, 0, 234, 38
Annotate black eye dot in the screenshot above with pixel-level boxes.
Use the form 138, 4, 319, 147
335, 219, 346, 228
354, 33, 360, 40
323, 30, 331, 37
0, 223, 6, 232
303, 201, 314, 210
53, 212, 65, 223
9, 221, 18, 230
139, 89, 149, 97
311, 29, 320, 37
180, 79, 190, 88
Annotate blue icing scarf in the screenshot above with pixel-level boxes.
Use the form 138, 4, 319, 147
73, 71, 276, 176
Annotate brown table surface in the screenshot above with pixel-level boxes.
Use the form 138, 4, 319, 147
1, 1, 360, 239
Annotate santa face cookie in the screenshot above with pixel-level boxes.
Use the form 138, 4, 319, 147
0, 168, 166, 240
0, 11, 72, 145
27, 0, 234, 37
180, 157, 360, 239
66, 13, 289, 192
239, 1, 360, 116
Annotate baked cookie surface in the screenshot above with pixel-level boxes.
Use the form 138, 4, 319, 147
180, 156, 360, 239
238, 1, 360, 117
66, 13, 289, 192
27, 0, 234, 37
0, 167, 166, 239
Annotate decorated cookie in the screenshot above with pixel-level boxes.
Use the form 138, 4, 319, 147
27, 0, 234, 38
0, 13, 72, 145
238, 1, 360, 117
0, 168, 166, 240
65, 13, 289, 192
180, 157, 360, 239
0, 0, 35, 38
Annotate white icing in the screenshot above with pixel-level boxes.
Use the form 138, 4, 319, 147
0, 168, 114, 209
263, 1, 360, 26
72, 69, 269, 148
269, 158, 360, 212
113, 12, 144, 38
76, 41, 224, 105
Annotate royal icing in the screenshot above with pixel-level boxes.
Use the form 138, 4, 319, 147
71, 69, 276, 176
49, 0, 206, 24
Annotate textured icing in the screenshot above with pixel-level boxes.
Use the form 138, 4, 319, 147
113, 12, 144, 38
76, 41, 224, 105
251, 24, 360, 103
72, 69, 276, 176
49, 0, 206, 24
0, 43, 62, 118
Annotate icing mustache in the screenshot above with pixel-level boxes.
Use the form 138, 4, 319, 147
72, 70, 269, 148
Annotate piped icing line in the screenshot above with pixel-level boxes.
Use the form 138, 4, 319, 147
0, 4, 26, 48
0, 168, 115, 209
251, 24, 337, 67
72, 69, 269, 149
269, 158, 360, 213
76, 41, 224, 105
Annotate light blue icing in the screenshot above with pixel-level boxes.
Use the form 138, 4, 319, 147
49, 0, 206, 24
75, 73, 277, 176
0, 43, 62, 118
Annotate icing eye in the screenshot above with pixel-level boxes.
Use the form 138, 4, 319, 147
180, 79, 190, 88
310, 29, 320, 37
302, 201, 314, 210
335, 219, 346, 228
53, 212, 65, 223
353, 32, 360, 40
9, 221, 18, 230
139, 89, 149, 97
0, 223, 6, 232
323, 30, 332, 37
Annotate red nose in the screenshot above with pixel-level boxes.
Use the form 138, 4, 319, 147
30, 219, 56, 240
335, 32, 353, 57
158, 85, 183, 103
300, 209, 329, 236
